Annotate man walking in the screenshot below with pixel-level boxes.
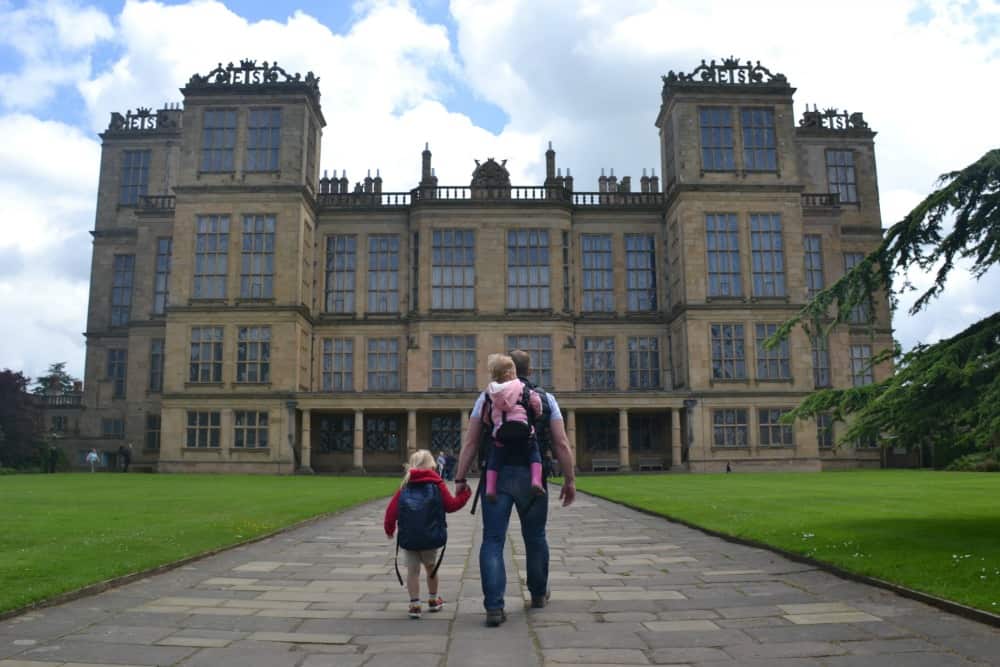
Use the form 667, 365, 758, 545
454, 349, 575, 627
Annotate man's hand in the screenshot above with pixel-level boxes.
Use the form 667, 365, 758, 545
559, 481, 575, 507
454, 480, 469, 496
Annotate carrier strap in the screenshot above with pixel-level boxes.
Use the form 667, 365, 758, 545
394, 538, 447, 585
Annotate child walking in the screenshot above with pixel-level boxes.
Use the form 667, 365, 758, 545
483, 353, 545, 502
384, 449, 470, 618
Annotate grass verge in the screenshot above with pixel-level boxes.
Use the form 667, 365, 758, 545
0, 474, 397, 614
575, 470, 1000, 613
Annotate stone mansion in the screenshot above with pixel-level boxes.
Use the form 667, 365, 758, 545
49, 57, 894, 473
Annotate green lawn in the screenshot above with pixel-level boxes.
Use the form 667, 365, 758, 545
575, 470, 1000, 613
0, 474, 398, 614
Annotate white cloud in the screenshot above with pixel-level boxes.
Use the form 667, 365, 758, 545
0, 114, 98, 379
0, 0, 113, 110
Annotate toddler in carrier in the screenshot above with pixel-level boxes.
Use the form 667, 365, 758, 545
483, 353, 545, 502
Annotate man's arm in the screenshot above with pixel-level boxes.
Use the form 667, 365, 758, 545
548, 417, 576, 507
453, 413, 481, 494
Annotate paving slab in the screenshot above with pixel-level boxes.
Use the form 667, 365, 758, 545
1, 485, 998, 666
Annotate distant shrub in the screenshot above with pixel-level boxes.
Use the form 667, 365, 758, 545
946, 450, 1000, 472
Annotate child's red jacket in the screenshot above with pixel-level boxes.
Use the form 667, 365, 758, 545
384, 468, 471, 538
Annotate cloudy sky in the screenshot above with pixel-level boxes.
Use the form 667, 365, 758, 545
0, 0, 998, 382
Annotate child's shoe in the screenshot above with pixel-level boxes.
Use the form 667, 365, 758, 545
427, 596, 444, 612
531, 483, 546, 497
485, 491, 498, 503
408, 600, 422, 619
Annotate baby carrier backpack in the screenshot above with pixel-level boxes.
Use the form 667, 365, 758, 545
471, 382, 551, 514
394, 480, 447, 585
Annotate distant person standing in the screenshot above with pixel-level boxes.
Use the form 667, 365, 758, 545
119, 443, 133, 472
85, 449, 99, 473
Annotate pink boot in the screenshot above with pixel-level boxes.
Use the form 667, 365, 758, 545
485, 469, 498, 502
530, 462, 545, 496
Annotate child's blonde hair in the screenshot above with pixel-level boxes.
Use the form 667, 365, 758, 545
488, 353, 516, 383
401, 449, 436, 487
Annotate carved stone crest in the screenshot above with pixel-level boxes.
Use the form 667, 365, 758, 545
186, 59, 320, 98
470, 158, 511, 189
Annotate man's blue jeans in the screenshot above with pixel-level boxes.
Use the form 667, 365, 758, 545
479, 464, 549, 611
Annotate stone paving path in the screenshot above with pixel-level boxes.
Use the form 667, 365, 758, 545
1, 487, 998, 666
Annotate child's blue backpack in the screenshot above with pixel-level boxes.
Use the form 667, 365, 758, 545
394, 481, 447, 585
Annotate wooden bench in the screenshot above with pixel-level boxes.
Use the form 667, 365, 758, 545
591, 457, 620, 472
637, 458, 665, 472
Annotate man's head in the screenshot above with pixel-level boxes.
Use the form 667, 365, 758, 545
509, 349, 531, 379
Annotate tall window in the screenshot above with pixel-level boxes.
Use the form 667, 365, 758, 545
713, 409, 748, 447
189, 326, 223, 383
110, 254, 135, 326
325, 235, 356, 313
102, 418, 125, 439
562, 231, 571, 311
755, 323, 791, 380
843, 253, 871, 323
628, 337, 660, 389
812, 336, 831, 388
318, 414, 354, 453
625, 234, 656, 312
507, 229, 550, 310
759, 408, 794, 447
581, 414, 618, 452
367, 338, 400, 391
431, 415, 462, 454
365, 415, 401, 452
699, 107, 734, 171
750, 213, 785, 297
583, 337, 616, 390
431, 335, 476, 390
826, 149, 858, 203
237, 326, 270, 383
367, 235, 400, 313
153, 238, 172, 315
149, 338, 164, 393
581, 234, 614, 312
119, 149, 150, 205
245, 108, 281, 172
234, 411, 269, 448
706, 214, 741, 297
629, 415, 659, 453
850, 344, 873, 386
410, 232, 419, 311
322, 338, 353, 391
817, 414, 834, 449
803, 235, 824, 298
200, 109, 236, 172
145, 414, 161, 450
506, 335, 552, 388
711, 324, 746, 380
106, 349, 127, 399
240, 215, 275, 299
193, 215, 229, 299
186, 411, 220, 448
741, 108, 776, 171
432, 229, 475, 309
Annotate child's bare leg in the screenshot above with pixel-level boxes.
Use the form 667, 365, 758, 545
424, 560, 439, 597
406, 559, 421, 601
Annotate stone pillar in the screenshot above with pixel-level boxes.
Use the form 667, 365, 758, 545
298, 409, 313, 474
407, 409, 417, 457
353, 409, 364, 471
618, 408, 630, 470
671, 408, 682, 470
565, 409, 577, 461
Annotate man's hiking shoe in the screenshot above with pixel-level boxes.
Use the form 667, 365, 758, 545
427, 596, 444, 612
531, 483, 546, 497
530, 590, 551, 609
485, 608, 507, 627
408, 601, 422, 619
